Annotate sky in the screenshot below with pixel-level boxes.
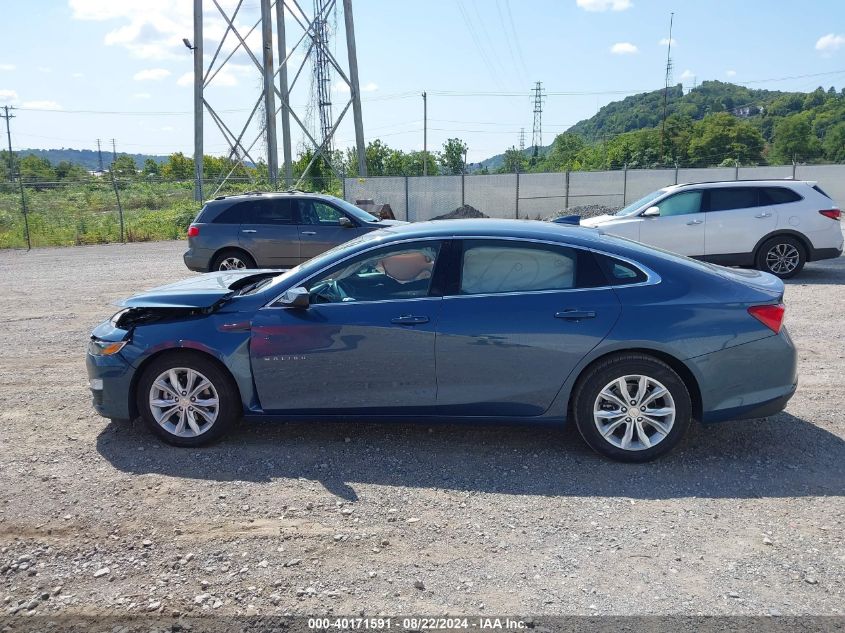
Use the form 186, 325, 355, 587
1, 0, 845, 164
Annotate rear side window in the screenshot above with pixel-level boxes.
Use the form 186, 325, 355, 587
211, 202, 246, 224
242, 200, 297, 224
595, 254, 648, 286
813, 184, 832, 199
707, 188, 760, 212
759, 187, 802, 205
458, 240, 604, 295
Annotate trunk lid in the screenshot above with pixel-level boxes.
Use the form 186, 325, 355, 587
709, 265, 784, 300
116, 270, 278, 309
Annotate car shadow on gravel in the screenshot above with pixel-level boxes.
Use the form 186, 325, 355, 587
786, 256, 845, 285
96, 412, 845, 501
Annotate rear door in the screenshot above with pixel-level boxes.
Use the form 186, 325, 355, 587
296, 199, 369, 262
237, 198, 301, 267
638, 190, 705, 256
704, 187, 776, 259
434, 239, 621, 417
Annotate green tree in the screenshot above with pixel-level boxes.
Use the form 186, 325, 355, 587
770, 114, 822, 163
540, 133, 586, 171
19, 154, 56, 182
111, 154, 138, 177
500, 146, 527, 173
54, 160, 87, 180
439, 138, 468, 175
141, 158, 160, 178
687, 113, 764, 166
823, 122, 845, 162
160, 152, 194, 180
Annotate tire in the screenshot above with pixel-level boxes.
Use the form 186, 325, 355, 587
211, 249, 256, 272
572, 353, 693, 462
755, 236, 805, 279
136, 351, 240, 447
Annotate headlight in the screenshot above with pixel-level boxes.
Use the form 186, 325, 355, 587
88, 338, 127, 356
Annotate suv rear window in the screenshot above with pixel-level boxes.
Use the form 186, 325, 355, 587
707, 187, 760, 212
759, 187, 802, 205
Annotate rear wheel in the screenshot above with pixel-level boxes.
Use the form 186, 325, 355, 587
211, 249, 256, 272
572, 354, 692, 462
755, 236, 805, 279
136, 352, 240, 447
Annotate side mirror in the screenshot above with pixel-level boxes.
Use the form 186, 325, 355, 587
338, 216, 354, 228
278, 286, 310, 309
642, 206, 660, 217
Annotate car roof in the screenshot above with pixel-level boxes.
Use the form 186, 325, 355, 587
665, 179, 813, 191
370, 218, 606, 246
205, 190, 337, 204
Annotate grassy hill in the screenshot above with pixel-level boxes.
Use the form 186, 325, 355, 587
18, 148, 169, 172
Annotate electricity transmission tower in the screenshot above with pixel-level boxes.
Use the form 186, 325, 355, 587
190, 0, 366, 201
659, 12, 674, 163
518, 128, 525, 152
96, 138, 104, 172
531, 81, 545, 157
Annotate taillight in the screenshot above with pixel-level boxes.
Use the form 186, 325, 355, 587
819, 209, 841, 221
748, 303, 785, 333
187, 225, 200, 237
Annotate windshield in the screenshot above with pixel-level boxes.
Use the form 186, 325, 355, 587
614, 189, 667, 217
327, 195, 380, 223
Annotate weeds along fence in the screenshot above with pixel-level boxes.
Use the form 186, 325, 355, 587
343, 164, 845, 222
0, 176, 342, 249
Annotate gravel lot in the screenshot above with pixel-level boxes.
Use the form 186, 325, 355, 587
0, 238, 843, 620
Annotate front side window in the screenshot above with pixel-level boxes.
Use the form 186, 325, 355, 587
655, 191, 703, 217
304, 242, 441, 304
297, 200, 346, 226
459, 241, 602, 295
707, 188, 759, 212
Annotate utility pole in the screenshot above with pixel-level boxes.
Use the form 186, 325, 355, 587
260, 0, 278, 187
96, 138, 104, 172
659, 12, 674, 164
2, 105, 15, 182
111, 138, 118, 165
343, 0, 367, 178
531, 81, 545, 157
275, 0, 293, 186
422, 91, 428, 176
192, 0, 203, 201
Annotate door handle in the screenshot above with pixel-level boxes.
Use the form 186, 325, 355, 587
686, 219, 703, 225
301, 231, 317, 236
754, 213, 772, 218
555, 309, 596, 320
391, 315, 429, 325
241, 229, 257, 233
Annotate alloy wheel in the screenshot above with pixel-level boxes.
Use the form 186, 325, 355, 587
218, 257, 246, 271
148, 367, 219, 437
593, 374, 676, 451
765, 243, 800, 275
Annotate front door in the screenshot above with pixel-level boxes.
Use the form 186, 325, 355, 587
434, 239, 622, 417
237, 198, 301, 267
638, 190, 705, 257
296, 199, 368, 262
250, 240, 443, 412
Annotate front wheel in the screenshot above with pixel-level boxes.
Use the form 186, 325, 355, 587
136, 352, 240, 447
755, 236, 805, 279
572, 354, 692, 462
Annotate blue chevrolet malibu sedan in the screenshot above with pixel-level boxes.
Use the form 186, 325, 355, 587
87, 220, 797, 462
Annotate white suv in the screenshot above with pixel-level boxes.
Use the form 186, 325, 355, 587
581, 180, 843, 278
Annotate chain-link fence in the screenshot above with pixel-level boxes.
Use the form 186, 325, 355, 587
343, 164, 845, 222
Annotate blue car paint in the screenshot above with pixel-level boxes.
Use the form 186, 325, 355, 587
87, 219, 797, 427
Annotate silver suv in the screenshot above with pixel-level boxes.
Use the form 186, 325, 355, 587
183, 191, 405, 272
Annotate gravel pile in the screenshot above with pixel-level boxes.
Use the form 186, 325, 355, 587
0, 240, 843, 619
554, 204, 621, 220
431, 204, 489, 220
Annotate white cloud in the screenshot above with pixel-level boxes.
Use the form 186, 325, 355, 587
0, 89, 19, 103
177, 70, 237, 87
362, 81, 379, 92
816, 33, 845, 54
161, 126, 174, 132
725, 69, 737, 77
576, 0, 632, 11
680, 69, 695, 82
133, 68, 171, 81
176, 72, 193, 87
658, 37, 677, 47
37, 66, 52, 73
22, 100, 63, 110
0, 63, 15, 71
71, 72, 85, 78
610, 42, 638, 55
132, 92, 151, 99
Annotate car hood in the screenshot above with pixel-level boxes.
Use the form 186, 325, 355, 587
372, 219, 408, 227
116, 270, 278, 309
580, 214, 618, 227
